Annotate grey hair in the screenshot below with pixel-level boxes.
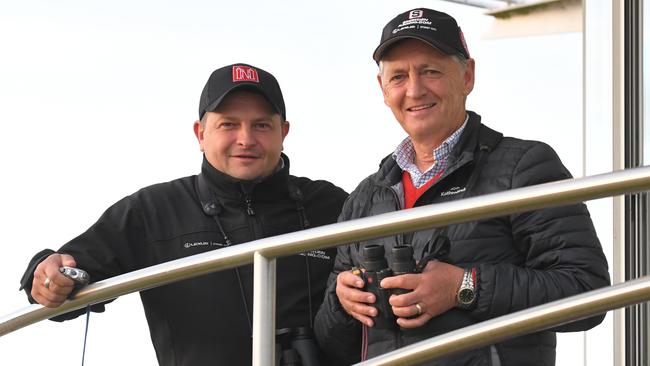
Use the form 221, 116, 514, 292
452, 54, 468, 70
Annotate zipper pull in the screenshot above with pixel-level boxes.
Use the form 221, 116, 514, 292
244, 196, 256, 216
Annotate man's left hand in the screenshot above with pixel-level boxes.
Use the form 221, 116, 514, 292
380, 261, 464, 328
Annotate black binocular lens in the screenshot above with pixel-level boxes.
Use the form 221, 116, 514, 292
362, 245, 388, 271
391, 245, 416, 275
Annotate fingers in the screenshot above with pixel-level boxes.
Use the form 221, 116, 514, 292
338, 262, 465, 329
382, 262, 465, 329
336, 270, 377, 327
31, 254, 77, 308
380, 273, 418, 291
389, 298, 432, 328
338, 270, 365, 290
396, 307, 432, 329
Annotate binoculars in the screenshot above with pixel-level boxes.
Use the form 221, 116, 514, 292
358, 244, 417, 328
276, 327, 321, 366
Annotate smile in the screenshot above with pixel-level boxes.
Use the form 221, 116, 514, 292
231, 154, 259, 160
407, 103, 436, 112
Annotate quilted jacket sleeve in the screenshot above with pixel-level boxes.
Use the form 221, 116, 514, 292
471, 142, 611, 331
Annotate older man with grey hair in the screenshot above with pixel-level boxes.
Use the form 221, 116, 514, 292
314, 8, 610, 365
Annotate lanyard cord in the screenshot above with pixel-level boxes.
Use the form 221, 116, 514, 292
209, 213, 253, 335
289, 185, 314, 328
201, 183, 315, 334
303, 256, 313, 328
80, 305, 90, 366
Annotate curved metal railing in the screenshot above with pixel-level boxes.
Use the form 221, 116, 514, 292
357, 275, 650, 365
2, 166, 650, 365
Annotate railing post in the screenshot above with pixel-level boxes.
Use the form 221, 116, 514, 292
253, 251, 276, 365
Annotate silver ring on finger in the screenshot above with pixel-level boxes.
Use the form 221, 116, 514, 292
415, 303, 423, 316
44, 277, 51, 290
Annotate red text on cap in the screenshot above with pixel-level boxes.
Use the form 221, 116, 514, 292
232, 66, 259, 83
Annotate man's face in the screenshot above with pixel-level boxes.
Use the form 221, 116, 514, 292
378, 39, 475, 146
194, 90, 289, 181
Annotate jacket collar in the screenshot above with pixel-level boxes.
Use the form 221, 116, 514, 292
374, 111, 483, 187
197, 153, 291, 204
445, 111, 482, 173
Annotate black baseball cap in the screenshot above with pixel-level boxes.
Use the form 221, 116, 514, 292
373, 8, 470, 63
198, 63, 286, 120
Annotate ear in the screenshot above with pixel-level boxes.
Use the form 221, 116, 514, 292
193, 120, 205, 152
281, 120, 290, 140
463, 58, 476, 96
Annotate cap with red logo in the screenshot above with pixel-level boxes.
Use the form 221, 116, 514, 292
372, 8, 470, 63
199, 63, 286, 120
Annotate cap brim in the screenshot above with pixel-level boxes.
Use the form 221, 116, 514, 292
372, 35, 460, 63
203, 83, 283, 119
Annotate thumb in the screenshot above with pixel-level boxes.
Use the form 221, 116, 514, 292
59, 254, 77, 268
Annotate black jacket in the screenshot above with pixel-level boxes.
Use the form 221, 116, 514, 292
314, 112, 610, 366
21, 154, 348, 365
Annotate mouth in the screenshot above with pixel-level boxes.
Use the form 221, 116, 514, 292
231, 153, 259, 160
407, 103, 436, 112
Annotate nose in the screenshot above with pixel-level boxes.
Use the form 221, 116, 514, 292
236, 125, 256, 147
405, 73, 426, 99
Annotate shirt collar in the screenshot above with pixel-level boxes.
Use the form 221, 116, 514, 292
392, 114, 468, 188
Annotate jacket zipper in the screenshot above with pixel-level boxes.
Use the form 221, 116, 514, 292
242, 193, 262, 242
386, 185, 405, 247
244, 194, 256, 216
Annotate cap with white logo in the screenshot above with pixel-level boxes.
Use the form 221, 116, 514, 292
373, 8, 470, 63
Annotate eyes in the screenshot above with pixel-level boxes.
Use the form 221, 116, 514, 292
389, 74, 406, 83
387, 68, 441, 84
252, 122, 273, 131
217, 121, 274, 131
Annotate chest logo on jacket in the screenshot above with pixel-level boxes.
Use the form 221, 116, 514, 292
300, 250, 330, 260
440, 186, 466, 197
183, 241, 226, 249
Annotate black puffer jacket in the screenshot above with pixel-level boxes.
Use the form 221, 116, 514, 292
21, 154, 348, 366
314, 112, 610, 366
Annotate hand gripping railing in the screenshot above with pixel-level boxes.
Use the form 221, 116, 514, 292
2, 166, 650, 365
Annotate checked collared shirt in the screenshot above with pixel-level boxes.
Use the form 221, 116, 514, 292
393, 115, 468, 188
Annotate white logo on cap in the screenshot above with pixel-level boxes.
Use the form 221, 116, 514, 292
232, 66, 259, 83
393, 11, 433, 34
409, 10, 423, 19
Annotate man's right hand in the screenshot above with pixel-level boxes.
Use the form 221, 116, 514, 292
31, 253, 78, 308
335, 270, 377, 327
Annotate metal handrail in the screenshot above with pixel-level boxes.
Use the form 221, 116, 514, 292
2, 166, 650, 363
358, 275, 650, 365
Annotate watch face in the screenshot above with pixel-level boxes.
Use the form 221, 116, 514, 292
458, 288, 475, 305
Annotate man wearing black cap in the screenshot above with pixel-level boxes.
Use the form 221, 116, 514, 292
20, 63, 347, 365
314, 8, 609, 365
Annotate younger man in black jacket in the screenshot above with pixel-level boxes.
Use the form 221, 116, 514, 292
21, 63, 347, 365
